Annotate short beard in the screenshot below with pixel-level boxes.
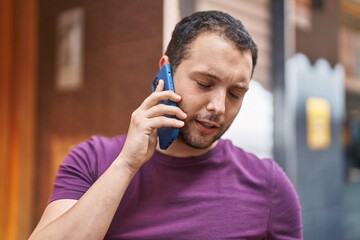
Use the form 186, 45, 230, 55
178, 113, 232, 149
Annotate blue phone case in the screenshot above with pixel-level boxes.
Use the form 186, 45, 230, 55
152, 64, 179, 150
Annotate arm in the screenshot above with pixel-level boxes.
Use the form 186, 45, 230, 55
29, 80, 187, 240
29, 158, 137, 240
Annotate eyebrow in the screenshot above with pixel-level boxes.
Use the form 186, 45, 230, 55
191, 70, 221, 81
191, 70, 249, 91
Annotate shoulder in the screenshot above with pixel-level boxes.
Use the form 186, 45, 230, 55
219, 138, 276, 174
49, 134, 127, 202
74, 134, 126, 154
219, 139, 297, 194
218, 139, 281, 197
219, 139, 302, 238
61, 134, 127, 178
219, 138, 299, 205
72, 134, 125, 157
267, 163, 302, 238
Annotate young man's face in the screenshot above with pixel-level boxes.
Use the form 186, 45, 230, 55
172, 32, 253, 149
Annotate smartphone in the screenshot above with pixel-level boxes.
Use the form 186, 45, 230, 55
152, 64, 179, 150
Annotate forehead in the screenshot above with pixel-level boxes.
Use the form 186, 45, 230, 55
182, 33, 253, 84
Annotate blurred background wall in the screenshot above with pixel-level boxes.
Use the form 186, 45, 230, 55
1, 0, 360, 239
35, 0, 163, 230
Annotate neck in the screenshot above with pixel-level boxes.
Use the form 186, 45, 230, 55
156, 138, 218, 158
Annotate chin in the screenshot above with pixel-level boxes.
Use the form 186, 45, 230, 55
178, 128, 223, 150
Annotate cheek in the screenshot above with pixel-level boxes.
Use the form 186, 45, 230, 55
181, 91, 212, 116
225, 103, 242, 121
178, 94, 201, 114
228, 112, 238, 123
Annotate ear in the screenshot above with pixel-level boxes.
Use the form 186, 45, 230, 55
159, 55, 170, 69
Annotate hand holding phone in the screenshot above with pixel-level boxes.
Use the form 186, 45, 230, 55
152, 64, 179, 150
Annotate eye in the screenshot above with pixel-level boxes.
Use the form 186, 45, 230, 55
229, 92, 240, 99
196, 81, 212, 89
228, 90, 245, 100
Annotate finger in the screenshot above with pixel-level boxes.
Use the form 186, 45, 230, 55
141, 91, 182, 110
147, 116, 185, 129
145, 104, 187, 120
154, 79, 164, 92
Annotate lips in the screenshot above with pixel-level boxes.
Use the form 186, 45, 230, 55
194, 119, 220, 135
196, 119, 219, 128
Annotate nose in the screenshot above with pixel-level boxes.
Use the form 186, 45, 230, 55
206, 90, 226, 115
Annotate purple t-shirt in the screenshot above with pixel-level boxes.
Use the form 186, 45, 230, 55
50, 135, 302, 239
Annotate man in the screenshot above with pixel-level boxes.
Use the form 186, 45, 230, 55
30, 10, 302, 239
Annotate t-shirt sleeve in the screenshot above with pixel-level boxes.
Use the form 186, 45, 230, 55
267, 162, 303, 240
48, 136, 125, 203
48, 136, 110, 203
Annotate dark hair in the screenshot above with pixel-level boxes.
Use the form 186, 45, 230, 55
165, 10, 258, 77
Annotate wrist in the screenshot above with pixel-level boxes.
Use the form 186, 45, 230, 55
113, 154, 141, 176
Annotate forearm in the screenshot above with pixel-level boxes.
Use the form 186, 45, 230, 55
30, 156, 137, 240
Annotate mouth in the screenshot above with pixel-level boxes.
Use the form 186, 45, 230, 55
195, 119, 220, 129
194, 119, 220, 135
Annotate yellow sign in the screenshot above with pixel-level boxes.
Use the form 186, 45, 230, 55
306, 97, 331, 150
